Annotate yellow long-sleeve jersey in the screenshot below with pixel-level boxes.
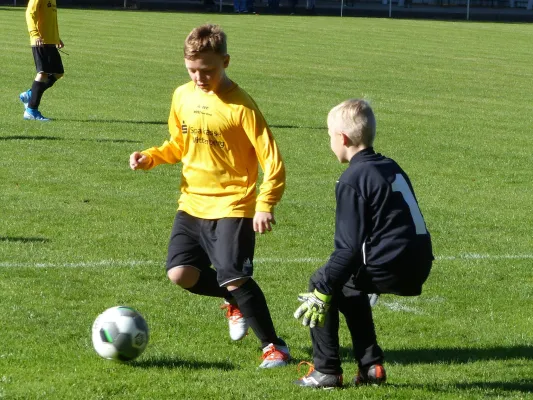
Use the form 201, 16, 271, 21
26, 0, 60, 45
140, 81, 286, 219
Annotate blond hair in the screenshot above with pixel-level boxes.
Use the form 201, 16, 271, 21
327, 99, 376, 147
184, 24, 227, 59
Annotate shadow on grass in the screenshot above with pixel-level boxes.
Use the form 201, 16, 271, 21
80, 138, 141, 144
298, 345, 533, 394
0, 236, 50, 243
270, 124, 325, 130
303, 345, 533, 364
0, 135, 62, 141
132, 356, 235, 371
456, 381, 533, 392
390, 380, 533, 395
384, 345, 533, 364
63, 119, 167, 125
0, 135, 140, 144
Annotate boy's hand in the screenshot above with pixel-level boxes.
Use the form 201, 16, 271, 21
58, 39, 64, 49
294, 289, 332, 328
253, 211, 275, 233
35, 37, 44, 46
129, 152, 148, 170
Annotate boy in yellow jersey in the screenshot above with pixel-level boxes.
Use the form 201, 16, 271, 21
129, 24, 290, 368
19, 0, 65, 121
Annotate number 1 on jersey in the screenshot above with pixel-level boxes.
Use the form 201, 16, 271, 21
391, 174, 427, 235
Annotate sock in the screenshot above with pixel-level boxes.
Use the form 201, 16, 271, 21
28, 80, 48, 109
230, 279, 281, 348
185, 267, 232, 301
46, 74, 58, 89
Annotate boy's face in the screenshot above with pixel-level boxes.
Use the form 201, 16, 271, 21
185, 51, 230, 94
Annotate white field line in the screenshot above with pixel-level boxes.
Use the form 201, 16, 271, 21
437, 253, 533, 260
1, 253, 533, 268
379, 300, 423, 314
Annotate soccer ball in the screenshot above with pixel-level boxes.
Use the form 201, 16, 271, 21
91, 306, 149, 361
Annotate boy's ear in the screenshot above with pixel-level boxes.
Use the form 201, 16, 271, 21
341, 132, 350, 146
223, 54, 230, 68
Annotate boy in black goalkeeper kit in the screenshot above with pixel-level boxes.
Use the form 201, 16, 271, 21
130, 24, 290, 368
294, 99, 433, 388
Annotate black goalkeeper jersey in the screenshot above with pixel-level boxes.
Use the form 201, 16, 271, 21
315, 147, 433, 295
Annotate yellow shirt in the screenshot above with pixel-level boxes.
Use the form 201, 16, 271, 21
26, 0, 60, 45
140, 81, 286, 219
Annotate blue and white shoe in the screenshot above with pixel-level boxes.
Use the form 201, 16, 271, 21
19, 90, 31, 109
24, 108, 50, 121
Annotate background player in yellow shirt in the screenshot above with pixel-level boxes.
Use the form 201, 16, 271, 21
129, 24, 291, 368
19, 0, 65, 121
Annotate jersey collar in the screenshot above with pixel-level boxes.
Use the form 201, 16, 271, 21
349, 147, 375, 164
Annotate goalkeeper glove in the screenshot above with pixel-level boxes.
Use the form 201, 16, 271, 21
293, 289, 332, 328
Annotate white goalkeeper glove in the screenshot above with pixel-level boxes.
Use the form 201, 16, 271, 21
293, 289, 332, 328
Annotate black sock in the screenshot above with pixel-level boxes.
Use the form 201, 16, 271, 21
28, 80, 48, 109
185, 267, 232, 301
46, 74, 58, 89
230, 279, 281, 348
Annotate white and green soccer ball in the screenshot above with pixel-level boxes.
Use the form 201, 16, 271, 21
91, 306, 149, 362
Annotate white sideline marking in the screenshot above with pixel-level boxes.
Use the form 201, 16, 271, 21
1, 253, 533, 268
261, 254, 533, 262
437, 253, 533, 261
0, 260, 160, 268
380, 301, 422, 314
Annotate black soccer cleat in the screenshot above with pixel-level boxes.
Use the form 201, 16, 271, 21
354, 364, 387, 386
294, 362, 343, 389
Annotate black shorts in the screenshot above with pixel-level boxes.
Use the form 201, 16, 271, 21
166, 211, 255, 286
350, 257, 432, 296
32, 45, 64, 74
310, 252, 432, 297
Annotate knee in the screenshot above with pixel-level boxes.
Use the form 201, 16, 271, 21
35, 72, 48, 82
167, 266, 200, 288
225, 277, 249, 291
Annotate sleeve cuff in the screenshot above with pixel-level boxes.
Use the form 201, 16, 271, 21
138, 151, 154, 169
313, 289, 332, 303
255, 202, 274, 213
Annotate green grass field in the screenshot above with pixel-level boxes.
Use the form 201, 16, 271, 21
1, 6, 533, 399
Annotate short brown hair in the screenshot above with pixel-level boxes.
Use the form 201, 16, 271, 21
184, 24, 227, 59
327, 99, 376, 147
